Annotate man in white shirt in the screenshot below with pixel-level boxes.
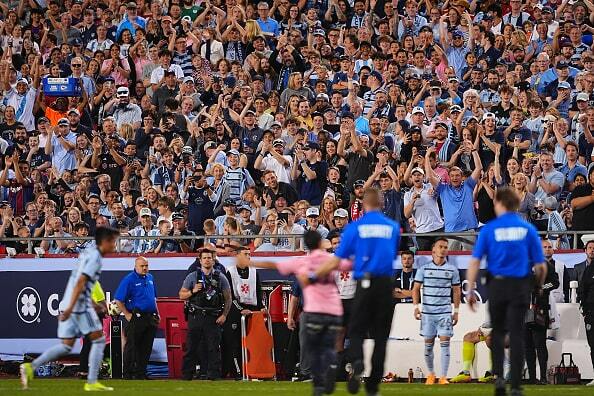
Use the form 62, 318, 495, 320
254, 139, 293, 183
403, 167, 444, 250
4, 78, 37, 132
150, 49, 184, 92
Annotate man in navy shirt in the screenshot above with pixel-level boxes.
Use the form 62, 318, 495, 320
466, 187, 546, 396
114, 256, 159, 380
315, 187, 400, 396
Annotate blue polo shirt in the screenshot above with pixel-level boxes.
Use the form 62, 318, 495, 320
436, 177, 478, 232
257, 17, 280, 36
472, 212, 544, 278
335, 210, 400, 279
114, 270, 158, 313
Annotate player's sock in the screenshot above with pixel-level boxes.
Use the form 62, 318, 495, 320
88, 336, 106, 384
440, 341, 451, 378
31, 343, 72, 371
503, 349, 511, 380
462, 341, 475, 373
424, 342, 435, 374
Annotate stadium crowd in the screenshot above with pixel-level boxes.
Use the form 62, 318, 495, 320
1, 0, 594, 254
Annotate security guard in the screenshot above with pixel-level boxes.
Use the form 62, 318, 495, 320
114, 256, 159, 380
315, 187, 400, 396
222, 245, 265, 379
393, 250, 416, 303
467, 187, 546, 396
179, 249, 232, 380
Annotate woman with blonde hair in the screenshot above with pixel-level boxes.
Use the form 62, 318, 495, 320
118, 123, 135, 142
511, 172, 536, 220
245, 19, 263, 42
208, 163, 231, 215
319, 196, 338, 230
64, 207, 82, 234
279, 72, 315, 108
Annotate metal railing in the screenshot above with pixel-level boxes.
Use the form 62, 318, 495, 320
2, 230, 593, 255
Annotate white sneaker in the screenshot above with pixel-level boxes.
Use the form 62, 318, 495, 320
586, 379, 594, 386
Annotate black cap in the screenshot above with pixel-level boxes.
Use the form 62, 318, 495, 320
377, 145, 390, 153
172, 212, 184, 221
556, 60, 569, 69
114, 219, 129, 229
353, 179, 365, 188
164, 70, 176, 76
303, 141, 320, 151
253, 75, 264, 82
223, 198, 236, 206
341, 112, 355, 120
410, 126, 422, 134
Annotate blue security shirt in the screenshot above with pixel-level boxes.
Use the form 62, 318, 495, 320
335, 210, 400, 279
114, 270, 158, 313
414, 261, 460, 315
472, 212, 544, 278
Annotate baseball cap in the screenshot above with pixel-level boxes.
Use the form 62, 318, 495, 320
17, 78, 29, 85
136, 197, 148, 205
203, 141, 217, 150
245, 109, 256, 116
481, 112, 496, 122
172, 212, 184, 221
542, 5, 553, 13
377, 145, 390, 153
341, 112, 355, 120
306, 207, 320, 217
303, 142, 320, 151
68, 108, 80, 116
450, 105, 462, 113
239, 205, 252, 213
558, 81, 571, 90
271, 121, 282, 128
37, 116, 50, 124
183, 76, 195, 84
57, 118, 69, 127
369, 70, 383, 84
157, 216, 170, 225
334, 208, 348, 218
411, 167, 425, 176
161, 15, 173, 22
448, 76, 460, 83
434, 121, 448, 130
556, 60, 569, 69
182, 145, 193, 154
139, 207, 152, 217
316, 93, 329, 101
223, 198, 237, 206
114, 219, 129, 229
273, 139, 285, 147
412, 106, 425, 115
452, 30, 464, 38
227, 149, 240, 156
313, 29, 325, 36
353, 179, 366, 188
117, 86, 130, 97
410, 126, 422, 134
577, 92, 590, 102
253, 75, 264, 82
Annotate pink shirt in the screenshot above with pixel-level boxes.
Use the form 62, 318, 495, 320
276, 250, 352, 317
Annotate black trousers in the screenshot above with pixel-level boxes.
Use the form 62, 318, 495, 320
489, 278, 531, 390
182, 312, 222, 380
585, 311, 594, 369
349, 277, 395, 394
524, 323, 548, 381
221, 305, 243, 379
301, 313, 342, 391
123, 313, 157, 379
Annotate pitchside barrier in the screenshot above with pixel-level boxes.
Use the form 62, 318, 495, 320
0, 251, 591, 379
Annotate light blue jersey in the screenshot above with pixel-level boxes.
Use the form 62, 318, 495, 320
414, 261, 460, 315
59, 247, 103, 314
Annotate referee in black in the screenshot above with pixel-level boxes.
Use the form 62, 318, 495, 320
466, 188, 546, 396
114, 256, 160, 380
314, 188, 401, 395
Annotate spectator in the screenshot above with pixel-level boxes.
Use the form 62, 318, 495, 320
571, 167, 594, 248
529, 151, 565, 201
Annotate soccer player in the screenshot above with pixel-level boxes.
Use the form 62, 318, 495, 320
238, 230, 351, 396
450, 324, 495, 383
467, 187, 546, 396
20, 227, 120, 391
412, 238, 461, 385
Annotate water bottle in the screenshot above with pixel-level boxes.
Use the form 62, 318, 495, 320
415, 367, 423, 382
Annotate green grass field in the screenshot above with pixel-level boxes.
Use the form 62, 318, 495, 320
0, 379, 592, 395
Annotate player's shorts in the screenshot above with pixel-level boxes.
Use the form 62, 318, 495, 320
420, 313, 453, 338
57, 308, 102, 339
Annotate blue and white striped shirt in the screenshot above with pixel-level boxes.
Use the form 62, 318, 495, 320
414, 261, 460, 315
